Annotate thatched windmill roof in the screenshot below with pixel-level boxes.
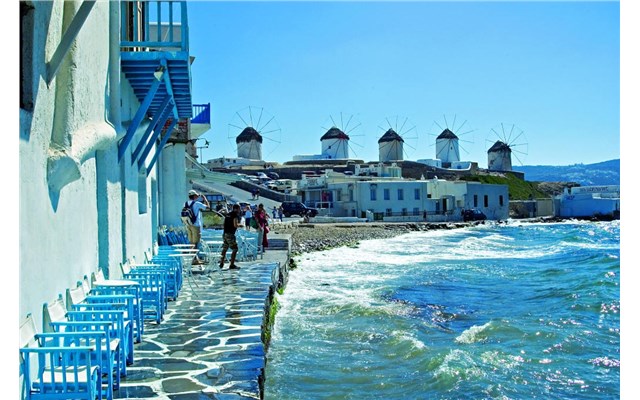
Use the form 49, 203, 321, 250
236, 127, 263, 144
321, 127, 350, 141
378, 128, 404, 144
488, 140, 511, 153
436, 128, 458, 140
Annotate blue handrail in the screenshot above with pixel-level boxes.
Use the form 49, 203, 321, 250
191, 103, 211, 124
120, 1, 189, 52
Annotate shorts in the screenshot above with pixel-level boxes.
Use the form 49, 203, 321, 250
187, 224, 201, 245
221, 233, 238, 252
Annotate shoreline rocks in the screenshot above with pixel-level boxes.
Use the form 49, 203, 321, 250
272, 216, 581, 256
274, 221, 476, 255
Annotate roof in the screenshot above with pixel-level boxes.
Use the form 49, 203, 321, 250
321, 127, 350, 141
436, 128, 458, 140
488, 140, 512, 153
378, 128, 404, 143
236, 127, 263, 144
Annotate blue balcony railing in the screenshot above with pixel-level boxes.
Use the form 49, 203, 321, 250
120, 1, 189, 52
191, 103, 211, 125
118, 0, 193, 173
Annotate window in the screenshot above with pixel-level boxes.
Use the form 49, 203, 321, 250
402, 208, 408, 216
138, 174, 147, 214
386, 208, 392, 217
499, 195, 504, 206
20, 2, 35, 111
414, 188, 420, 200
370, 188, 377, 201
484, 195, 489, 207
383, 188, 390, 200
397, 189, 404, 200
413, 207, 420, 216
474, 195, 478, 207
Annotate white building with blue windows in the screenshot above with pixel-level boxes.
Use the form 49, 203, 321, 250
297, 170, 509, 222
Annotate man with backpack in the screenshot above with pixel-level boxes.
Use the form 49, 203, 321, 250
182, 190, 210, 263
220, 204, 241, 270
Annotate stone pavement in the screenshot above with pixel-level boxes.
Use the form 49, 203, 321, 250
114, 240, 290, 400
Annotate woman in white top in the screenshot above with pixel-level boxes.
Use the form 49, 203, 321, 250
244, 206, 253, 230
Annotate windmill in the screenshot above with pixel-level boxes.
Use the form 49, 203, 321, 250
227, 106, 281, 161
377, 115, 418, 162
320, 113, 363, 160
486, 123, 528, 171
428, 114, 476, 165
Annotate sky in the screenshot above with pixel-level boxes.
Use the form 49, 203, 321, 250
186, 0, 621, 168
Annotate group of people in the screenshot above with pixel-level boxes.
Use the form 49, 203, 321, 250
219, 203, 271, 269
271, 205, 284, 222
182, 189, 276, 271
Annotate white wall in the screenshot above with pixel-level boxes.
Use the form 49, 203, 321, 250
159, 143, 188, 227
436, 138, 460, 163
20, 1, 157, 331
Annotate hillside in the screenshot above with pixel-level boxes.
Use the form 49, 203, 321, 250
459, 173, 553, 200
513, 159, 620, 186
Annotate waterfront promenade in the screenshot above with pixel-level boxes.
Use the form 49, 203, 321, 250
114, 238, 290, 400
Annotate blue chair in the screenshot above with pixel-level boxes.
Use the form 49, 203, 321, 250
125, 269, 165, 324
88, 272, 144, 343
20, 314, 104, 400
43, 296, 122, 400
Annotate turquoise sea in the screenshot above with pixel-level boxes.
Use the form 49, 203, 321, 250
264, 221, 620, 399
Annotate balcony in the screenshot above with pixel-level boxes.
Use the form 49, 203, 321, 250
118, 0, 193, 171
190, 103, 211, 138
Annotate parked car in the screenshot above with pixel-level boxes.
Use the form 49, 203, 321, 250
462, 209, 487, 222
281, 201, 319, 218
266, 172, 279, 180
268, 179, 296, 192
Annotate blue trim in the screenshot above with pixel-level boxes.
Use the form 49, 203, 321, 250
137, 101, 175, 170
146, 118, 178, 176
131, 95, 172, 165
119, 1, 193, 171
191, 103, 210, 125
118, 71, 163, 161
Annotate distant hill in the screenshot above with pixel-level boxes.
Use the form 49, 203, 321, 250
513, 159, 620, 186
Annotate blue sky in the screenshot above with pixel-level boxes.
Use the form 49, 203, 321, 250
187, 1, 620, 168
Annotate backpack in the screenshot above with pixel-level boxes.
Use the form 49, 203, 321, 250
181, 201, 197, 225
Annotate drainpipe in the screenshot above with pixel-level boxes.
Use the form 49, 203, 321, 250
108, 0, 121, 133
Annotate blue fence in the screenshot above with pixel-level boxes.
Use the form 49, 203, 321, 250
191, 103, 211, 124
120, 1, 189, 52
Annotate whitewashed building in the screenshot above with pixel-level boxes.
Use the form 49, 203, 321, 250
19, 0, 207, 336
297, 170, 509, 222
555, 185, 620, 219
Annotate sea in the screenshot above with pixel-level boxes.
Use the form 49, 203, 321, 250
264, 220, 620, 400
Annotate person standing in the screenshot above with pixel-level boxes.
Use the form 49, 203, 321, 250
278, 205, 284, 222
255, 203, 270, 249
244, 205, 253, 230
219, 204, 241, 270
184, 190, 210, 257
272, 206, 277, 219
